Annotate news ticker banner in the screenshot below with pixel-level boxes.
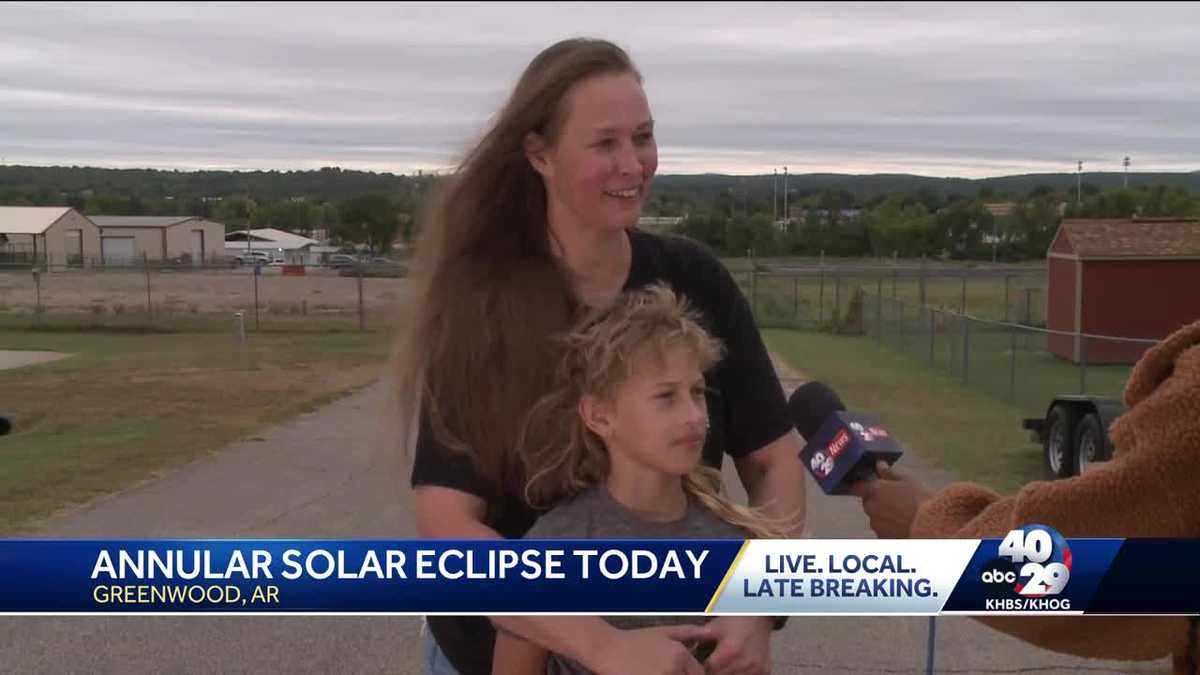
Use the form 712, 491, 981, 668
1, 525, 1198, 614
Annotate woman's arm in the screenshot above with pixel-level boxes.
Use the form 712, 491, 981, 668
493, 629, 549, 675
733, 429, 806, 535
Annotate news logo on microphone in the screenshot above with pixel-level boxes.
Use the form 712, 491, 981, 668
978, 524, 1074, 611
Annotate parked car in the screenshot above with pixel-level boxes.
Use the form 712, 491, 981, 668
325, 254, 359, 268
235, 251, 273, 266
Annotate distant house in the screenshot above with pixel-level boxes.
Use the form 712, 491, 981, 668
637, 216, 684, 232
787, 206, 862, 223
89, 215, 225, 265
982, 202, 1016, 218
0, 206, 101, 268
1047, 218, 1200, 364
224, 227, 333, 264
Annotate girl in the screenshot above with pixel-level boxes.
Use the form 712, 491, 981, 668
493, 283, 792, 675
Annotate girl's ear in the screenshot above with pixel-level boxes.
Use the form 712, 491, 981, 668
579, 394, 614, 439
524, 131, 553, 179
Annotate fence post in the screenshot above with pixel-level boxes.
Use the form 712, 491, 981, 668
960, 270, 968, 315
253, 263, 260, 330
928, 309, 935, 367
818, 267, 825, 326
1009, 323, 1018, 403
834, 270, 841, 332
357, 275, 365, 331
33, 268, 42, 316
962, 316, 970, 384
876, 277, 883, 340
144, 254, 153, 318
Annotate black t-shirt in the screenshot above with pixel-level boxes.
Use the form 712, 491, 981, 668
409, 228, 794, 675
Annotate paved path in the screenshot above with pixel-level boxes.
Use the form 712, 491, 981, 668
0, 363, 1172, 674
0, 350, 70, 370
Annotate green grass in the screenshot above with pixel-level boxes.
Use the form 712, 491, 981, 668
764, 329, 1048, 493
0, 328, 395, 535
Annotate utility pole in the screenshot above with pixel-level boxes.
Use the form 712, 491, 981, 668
773, 169, 778, 222
1076, 160, 1083, 209
783, 166, 789, 225
1123, 156, 1131, 189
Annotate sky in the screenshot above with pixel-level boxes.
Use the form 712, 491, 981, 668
2, 2, 1198, 178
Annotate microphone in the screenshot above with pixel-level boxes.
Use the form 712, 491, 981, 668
789, 382, 903, 495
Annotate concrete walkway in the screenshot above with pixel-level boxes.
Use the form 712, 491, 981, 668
0, 350, 70, 370
0, 364, 1173, 674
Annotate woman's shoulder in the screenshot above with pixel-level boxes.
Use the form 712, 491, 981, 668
630, 228, 722, 271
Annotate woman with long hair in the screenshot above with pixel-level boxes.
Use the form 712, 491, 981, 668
395, 38, 806, 675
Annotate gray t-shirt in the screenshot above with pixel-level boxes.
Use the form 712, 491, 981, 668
522, 485, 749, 675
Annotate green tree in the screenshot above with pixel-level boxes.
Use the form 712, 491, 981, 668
337, 193, 400, 254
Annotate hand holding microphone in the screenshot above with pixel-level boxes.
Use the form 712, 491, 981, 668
789, 382, 933, 538
789, 382, 903, 495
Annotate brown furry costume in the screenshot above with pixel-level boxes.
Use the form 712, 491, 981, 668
909, 319, 1200, 674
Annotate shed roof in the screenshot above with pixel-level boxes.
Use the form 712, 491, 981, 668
1056, 218, 1200, 258
90, 215, 197, 228
225, 228, 320, 250
0, 206, 73, 235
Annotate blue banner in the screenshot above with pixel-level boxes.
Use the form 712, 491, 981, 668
2, 533, 1198, 614
0, 540, 743, 613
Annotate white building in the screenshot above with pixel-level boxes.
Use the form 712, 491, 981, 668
224, 228, 337, 265
89, 216, 226, 265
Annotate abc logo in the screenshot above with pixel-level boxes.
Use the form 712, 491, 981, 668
980, 559, 1018, 587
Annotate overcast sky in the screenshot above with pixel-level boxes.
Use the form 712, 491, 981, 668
2, 2, 1198, 178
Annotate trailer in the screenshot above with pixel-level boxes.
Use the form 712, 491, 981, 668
1023, 396, 1125, 479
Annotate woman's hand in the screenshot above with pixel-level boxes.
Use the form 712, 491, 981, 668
696, 616, 772, 675
589, 624, 708, 675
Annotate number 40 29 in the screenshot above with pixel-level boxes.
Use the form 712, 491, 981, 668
999, 529, 1069, 596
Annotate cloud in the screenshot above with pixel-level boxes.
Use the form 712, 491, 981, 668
2, 2, 1198, 177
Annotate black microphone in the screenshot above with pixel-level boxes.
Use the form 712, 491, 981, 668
789, 382, 903, 495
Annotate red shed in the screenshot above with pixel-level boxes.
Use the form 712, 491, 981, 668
1047, 218, 1200, 364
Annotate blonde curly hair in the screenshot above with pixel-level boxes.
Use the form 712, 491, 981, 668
517, 283, 792, 538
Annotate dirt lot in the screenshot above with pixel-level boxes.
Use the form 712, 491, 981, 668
0, 268, 407, 320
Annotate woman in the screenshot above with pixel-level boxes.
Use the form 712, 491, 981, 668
395, 38, 806, 675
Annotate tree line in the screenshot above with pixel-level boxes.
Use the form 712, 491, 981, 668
2, 165, 1197, 259
675, 183, 1198, 261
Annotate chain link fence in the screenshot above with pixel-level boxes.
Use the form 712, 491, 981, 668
737, 262, 1160, 415
861, 293, 1156, 413
0, 261, 406, 333
737, 262, 1047, 330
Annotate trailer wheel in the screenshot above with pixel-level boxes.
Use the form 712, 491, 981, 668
1044, 404, 1078, 479
1074, 413, 1109, 476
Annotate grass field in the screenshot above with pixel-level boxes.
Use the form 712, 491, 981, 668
0, 268, 407, 332
0, 327, 395, 535
764, 329, 1057, 493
